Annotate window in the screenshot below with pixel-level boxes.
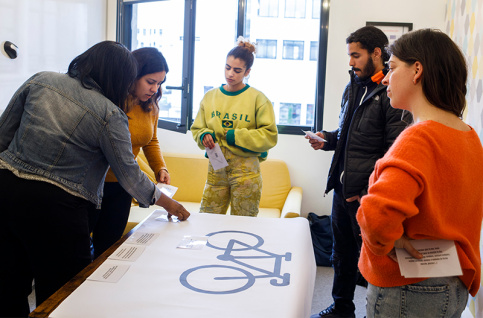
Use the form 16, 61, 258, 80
279, 103, 301, 125
258, 0, 279, 17
118, 0, 329, 134
283, 40, 304, 60
312, 0, 320, 19
285, 0, 306, 18
256, 39, 277, 59
310, 41, 318, 60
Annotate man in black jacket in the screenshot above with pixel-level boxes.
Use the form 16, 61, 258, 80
309, 26, 411, 318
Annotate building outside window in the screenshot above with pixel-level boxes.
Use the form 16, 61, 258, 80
310, 41, 318, 60
283, 40, 304, 60
284, 0, 306, 18
256, 39, 277, 59
258, 0, 279, 17
279, 103, 301, 125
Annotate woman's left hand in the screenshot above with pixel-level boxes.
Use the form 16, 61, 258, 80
157, 169, 170, 185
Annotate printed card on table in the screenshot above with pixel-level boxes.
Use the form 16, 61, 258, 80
87, 262, 130, 283
108, 244, 146, 261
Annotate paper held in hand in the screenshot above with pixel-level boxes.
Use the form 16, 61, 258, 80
156, 183, 178, 198
396, 239, 462, 278
206, 143, 229, 170
303, 130, 327, 142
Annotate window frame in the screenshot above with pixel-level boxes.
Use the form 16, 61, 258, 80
117, 0, 330, 135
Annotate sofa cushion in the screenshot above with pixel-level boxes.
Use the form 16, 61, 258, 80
259, 159, 291, 211
163, 153, 208, 203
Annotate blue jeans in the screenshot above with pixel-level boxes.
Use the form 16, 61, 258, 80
366, 277, 468, 317
330, 180, 362, 313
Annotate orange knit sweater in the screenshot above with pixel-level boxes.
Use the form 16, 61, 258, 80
105, 104, 166, 183
357, 120, 483, 296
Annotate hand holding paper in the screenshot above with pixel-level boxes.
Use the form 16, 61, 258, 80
206, 143, 228, 170
303, 130, 327, 142
395, 240, 462, 278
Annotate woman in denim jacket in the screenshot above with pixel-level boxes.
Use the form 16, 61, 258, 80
0, 41, 190, 317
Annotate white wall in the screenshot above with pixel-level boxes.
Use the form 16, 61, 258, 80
0, 0, 107, 114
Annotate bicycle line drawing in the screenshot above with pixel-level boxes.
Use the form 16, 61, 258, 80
179, 230, 292, 294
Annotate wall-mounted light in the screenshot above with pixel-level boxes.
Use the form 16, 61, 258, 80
1, 41, 18, 59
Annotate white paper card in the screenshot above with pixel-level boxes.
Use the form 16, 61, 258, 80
156, 183, 178, 198
155, 210, 180, 223
206, 143, 228, 170
87, 262, 130, 283
108, 244, 146, 261
177, 235, 208, 250
303, 130, 327, 142
125, 232, 160, 245
396, 240, 462, 278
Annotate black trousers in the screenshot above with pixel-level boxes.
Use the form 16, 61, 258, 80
88, 182, 132, 259
0, 169, 93, 318
330, 179, 362, 314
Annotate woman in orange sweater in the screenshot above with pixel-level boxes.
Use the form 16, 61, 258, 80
89, 47, 171, 258
357, 29, 483, 317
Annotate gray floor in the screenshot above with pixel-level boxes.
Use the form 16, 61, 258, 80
311, 266, 367, 318
29, 267, 367, 317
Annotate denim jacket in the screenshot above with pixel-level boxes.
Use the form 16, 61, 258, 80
0, 71, 161, 208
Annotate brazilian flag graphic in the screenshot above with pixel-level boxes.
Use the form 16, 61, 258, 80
222, 120, 234, 128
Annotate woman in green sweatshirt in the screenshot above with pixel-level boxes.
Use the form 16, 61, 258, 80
191, 37, 278, 217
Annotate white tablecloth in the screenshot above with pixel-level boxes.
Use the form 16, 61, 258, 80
50, 211, 316, 318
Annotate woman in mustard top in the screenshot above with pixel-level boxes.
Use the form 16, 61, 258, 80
89, 47, 171, 258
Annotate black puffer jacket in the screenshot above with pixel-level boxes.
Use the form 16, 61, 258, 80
323, 70, 411, 198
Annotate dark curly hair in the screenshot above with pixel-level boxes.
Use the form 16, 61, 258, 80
346, 26, 390, 63
227, 38, 256, 70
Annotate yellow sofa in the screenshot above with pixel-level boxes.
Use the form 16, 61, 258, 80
125, 151, 303, 233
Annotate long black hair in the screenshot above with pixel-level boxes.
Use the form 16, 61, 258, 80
131, 47, 169, 112
68, 41, 137, 110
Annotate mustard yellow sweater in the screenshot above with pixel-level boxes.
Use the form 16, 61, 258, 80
105, 104, 166, 183
357, 120, 483, 296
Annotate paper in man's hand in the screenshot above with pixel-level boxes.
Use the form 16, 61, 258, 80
303, 130, 327, 142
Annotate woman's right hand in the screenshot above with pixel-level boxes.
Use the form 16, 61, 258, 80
155, 195, 190, 221
202, 134, 215, 149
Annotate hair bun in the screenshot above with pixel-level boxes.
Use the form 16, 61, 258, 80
236, 36, 256, 54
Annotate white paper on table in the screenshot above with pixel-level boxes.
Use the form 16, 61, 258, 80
396, 240, 462, 278
155, 210, 180, 223
206, 143, 228, 170
156, 183, 178, 198
125, 232, 160, 245
303, 130, 327, 142
86, 262, 130, 283
108, 244, 146, 261
176, 235, 208, 250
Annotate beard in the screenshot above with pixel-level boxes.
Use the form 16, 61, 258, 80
353, 57, 376, 81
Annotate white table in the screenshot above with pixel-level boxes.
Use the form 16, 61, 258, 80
49, 211, 316, 318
